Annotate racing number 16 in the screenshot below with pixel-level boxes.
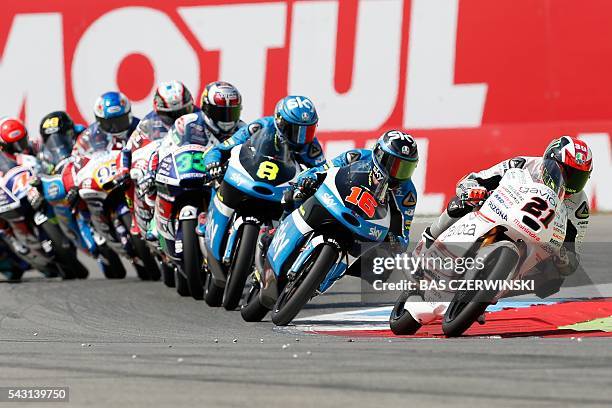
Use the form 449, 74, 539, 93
345, 187, 377, 218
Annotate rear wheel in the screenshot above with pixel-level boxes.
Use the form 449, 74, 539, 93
223, 223, 258, 310
442, 245, 519, 337
389, 291, 422, 335
204, 272, 223, 307
241, 278, 269, 322
271, 244, 338, 326
181, 218, 203, 300
98, 244, 127, 279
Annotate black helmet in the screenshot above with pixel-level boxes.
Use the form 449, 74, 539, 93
39, 111, 76, 143
372, 130, 419, 183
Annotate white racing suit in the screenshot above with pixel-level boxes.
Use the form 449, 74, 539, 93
428, 156, 589, 297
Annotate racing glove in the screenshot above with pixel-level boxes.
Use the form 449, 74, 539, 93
65, 186, 80, 209
137, 172, 156, 198
296, 174, 321, 198
26, 178, 44, 210
456, 179, 488, 207
206, 161, 224, 180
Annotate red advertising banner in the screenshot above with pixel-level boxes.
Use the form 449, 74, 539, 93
1, 0, 610, 213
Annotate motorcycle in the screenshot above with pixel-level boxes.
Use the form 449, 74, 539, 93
75, 146, 158, 280
203, 130, 301, 310
0, 152, 88, 280
39, 133, 127, 279
128, 135, 173, 286
389, 165, 568, 337
154, 137, 213, 300
243, 161, 391, 325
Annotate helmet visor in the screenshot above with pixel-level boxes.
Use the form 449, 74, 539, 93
98, 113, 131, 134
374, 146, 418, 181
13, 136, 29, 153
540, 159, 566, 198
204, 105, 241, 124
564, 165, 590, 195
277, 117, 316, 145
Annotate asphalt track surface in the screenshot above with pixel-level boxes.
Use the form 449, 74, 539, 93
1, 216, 611, 407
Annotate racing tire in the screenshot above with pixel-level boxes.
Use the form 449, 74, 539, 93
181, 218, 204, 300
389, 291, 422, 335
157, 256, 175, 288
204, 272, 223, 307
39, 220, 87, 280
222, 223, 258, 310
98, 244, 127, 279
175, 267, 190, 297
271, 244, 338, 326
442, 246, 519, 337
119, 213, 160, 281
240, 279, 269, 322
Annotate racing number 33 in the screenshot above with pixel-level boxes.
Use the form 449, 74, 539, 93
345, 187, 377, 218
522, 197, 555, 228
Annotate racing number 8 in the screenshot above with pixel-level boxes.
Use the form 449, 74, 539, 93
256, 161, 279, 180
345, 187, 378, 218
522, 197, 555, 228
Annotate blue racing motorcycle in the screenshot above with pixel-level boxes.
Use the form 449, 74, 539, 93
203, 130, 301, 310
245, 162, 391, 325
39, 133, 126, 279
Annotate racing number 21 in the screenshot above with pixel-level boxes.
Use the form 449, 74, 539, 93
522, 197, 555, 228
345, 187, 377, 218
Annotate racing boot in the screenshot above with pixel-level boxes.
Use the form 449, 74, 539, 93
145, 218, 159, 242
255, 226, 275, 274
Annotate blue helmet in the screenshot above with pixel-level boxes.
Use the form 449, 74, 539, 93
274, 95, 318, 146
93, 91, 132, 134
372, 130, 418, 183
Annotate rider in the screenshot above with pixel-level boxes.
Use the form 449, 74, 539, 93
424, 135, 592, 292
67, 92, 139, 205
114, 81, 197, 234
72, 91, 139, 157
143, 81, 246, 239
197, 95, 326, 234
37, 111, 85, 174
293, 130, 419, 253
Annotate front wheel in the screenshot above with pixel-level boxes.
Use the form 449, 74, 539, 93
389, 291, 422, 335
204, 272, 223, 307
442, 245, 519, 337
271, 244, 338, 326
156, 256, 175, 287
39, 220, 88, 280
241, 278, 269, 322
181, 218, 203, 300
223, 223, 259, 310
98, 244, 127, 279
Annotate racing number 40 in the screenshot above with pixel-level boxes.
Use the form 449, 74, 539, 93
345, 187, 377, 218
522, 197, 555, 228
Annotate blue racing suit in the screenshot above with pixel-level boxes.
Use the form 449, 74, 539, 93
297, 148, 417, 249
204, 116, 326, 168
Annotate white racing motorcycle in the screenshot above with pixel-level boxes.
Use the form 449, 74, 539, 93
389, 163, 568, 337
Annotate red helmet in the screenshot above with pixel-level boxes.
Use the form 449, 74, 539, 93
0, 117, 29, 155
543, 136, 593, 196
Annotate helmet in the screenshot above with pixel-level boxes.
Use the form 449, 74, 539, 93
200, 81, 242, 136
274, 95, 318, 146
543, 136, 592, 196
153, 80, 194, 124
39, 111, 76, 143
372, 130, 419, 183
0, 117, 29, 155
94, 91, 133, 134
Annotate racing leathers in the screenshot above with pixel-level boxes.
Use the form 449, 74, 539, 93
143, 111, 245, 239
296, 148, 417, 252
428, 156, 589, 295
203, 116, 326, 170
